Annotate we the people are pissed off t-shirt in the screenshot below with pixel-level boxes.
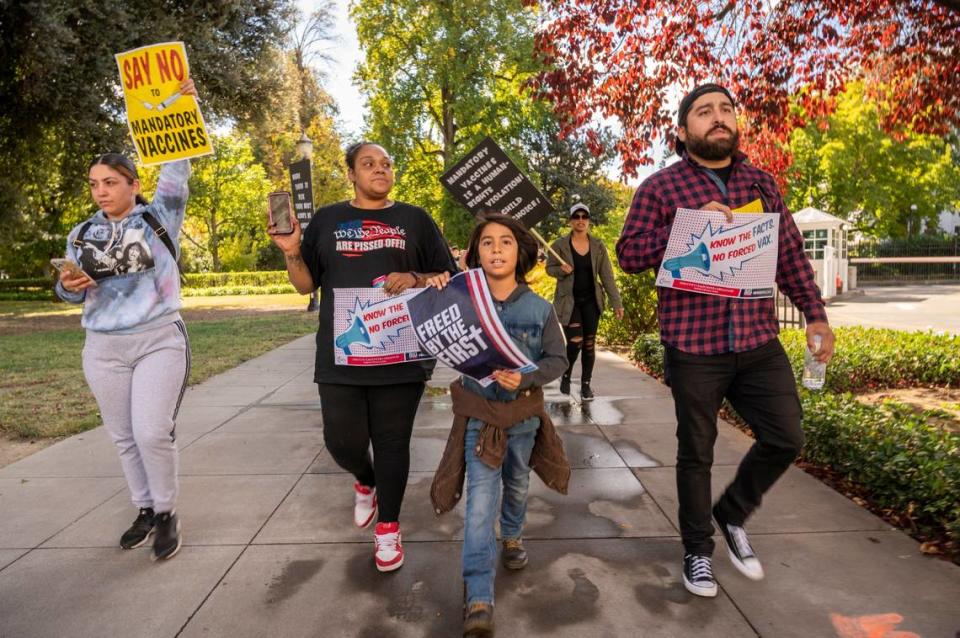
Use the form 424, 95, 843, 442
300, 200, 457, 385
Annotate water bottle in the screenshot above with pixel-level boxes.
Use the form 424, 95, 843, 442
802, 334, 826, 390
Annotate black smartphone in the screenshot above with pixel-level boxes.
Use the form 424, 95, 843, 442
267, 191, 294, 235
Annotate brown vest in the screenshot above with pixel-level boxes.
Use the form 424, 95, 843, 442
430, 380, 571, 514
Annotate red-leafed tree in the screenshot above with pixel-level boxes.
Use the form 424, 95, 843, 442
525, 0, 960, 185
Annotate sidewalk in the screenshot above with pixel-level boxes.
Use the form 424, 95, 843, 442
827, 283, 960, 334
1, 337, 957, 637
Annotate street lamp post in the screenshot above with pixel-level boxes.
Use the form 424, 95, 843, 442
295, 131, 319, 312
296, 132, 313, 162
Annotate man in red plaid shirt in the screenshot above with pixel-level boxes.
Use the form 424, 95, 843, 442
616, 84, 835, 598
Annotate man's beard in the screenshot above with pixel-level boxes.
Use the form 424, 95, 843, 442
685, 125, 740, 161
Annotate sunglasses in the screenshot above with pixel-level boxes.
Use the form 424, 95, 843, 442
571, 213, 590, 220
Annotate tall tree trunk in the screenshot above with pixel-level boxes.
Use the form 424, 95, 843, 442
210, 213, 221, 272
441, 83, 455, 169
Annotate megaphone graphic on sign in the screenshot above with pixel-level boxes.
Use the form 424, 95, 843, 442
335, 316, 371, 355
663, 242, 711, 279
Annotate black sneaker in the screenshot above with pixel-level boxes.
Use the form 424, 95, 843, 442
119, 507, 155, 549
580, 382, 594, 401
713, 506, 764, 580
559, 374, 571, 395
463, 602, 494, 638
501, 538, 528, 570
682, 553, 717, 597
152, 511, 182, 561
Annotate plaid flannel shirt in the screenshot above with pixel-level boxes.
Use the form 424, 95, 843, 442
616, 152, 827, 355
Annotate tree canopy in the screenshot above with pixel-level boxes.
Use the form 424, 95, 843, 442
786, 83, 960, 238
352, 0, 627, 244
525, 0, 960, 181
0, 0, 295, 275
352, 0, 546, 241
182, 134, 273, 272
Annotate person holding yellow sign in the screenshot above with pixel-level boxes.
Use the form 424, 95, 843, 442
55, 78, 199, 562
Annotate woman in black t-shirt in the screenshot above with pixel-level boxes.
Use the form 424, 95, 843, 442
269, 142, 455, 573
546, 201, 624, 401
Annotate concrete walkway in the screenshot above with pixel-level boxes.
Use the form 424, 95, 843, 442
828, 284, 960, 334
1, 337, 957, 637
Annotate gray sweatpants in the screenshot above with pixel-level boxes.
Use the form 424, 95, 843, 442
82, 320, 190, 513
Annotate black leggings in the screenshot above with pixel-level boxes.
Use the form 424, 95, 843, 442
563, 299, 601, 383
318, 382, 425, 523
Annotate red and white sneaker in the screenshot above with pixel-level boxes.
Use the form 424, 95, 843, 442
374, 521, 404, 572
354, 483, 377, 528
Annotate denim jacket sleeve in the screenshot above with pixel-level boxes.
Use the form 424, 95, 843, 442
519, 306, 568, 390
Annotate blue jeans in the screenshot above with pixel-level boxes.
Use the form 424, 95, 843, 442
462, 424, 538, 606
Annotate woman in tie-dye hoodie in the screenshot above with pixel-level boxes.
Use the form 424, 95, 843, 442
55, 79, 197, 562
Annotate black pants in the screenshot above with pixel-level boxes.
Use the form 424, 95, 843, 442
563, 298, 601, 382
317, 382, 425, 523
664, 339, 804, 555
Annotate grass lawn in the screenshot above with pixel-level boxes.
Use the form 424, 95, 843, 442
1, 295, 317, 439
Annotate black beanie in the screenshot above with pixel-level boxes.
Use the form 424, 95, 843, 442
675, 83, 736, 155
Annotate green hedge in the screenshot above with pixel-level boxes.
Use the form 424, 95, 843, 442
632, 327, 960, 390
0, 272, 296, 300
182, 271, 290, 288
779, 327, 960, 391
0, 278, 55, 301
181, 284, 296, 296
0, 277, 49, 291
599, 269, 658, 345
632, 333, 665, 377
630, 327, 960, 546
801, 390, 960, 544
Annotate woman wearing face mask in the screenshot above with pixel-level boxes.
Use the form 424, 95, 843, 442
269, 141, 456, 572
546, 201, 624, 401
55, 79, 198, 562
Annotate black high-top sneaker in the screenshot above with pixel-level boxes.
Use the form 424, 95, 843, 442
580, 381, 595, 401
682, 553, 717, 597
152, 511, 182, 561
713, 504, 764, 580
559, 373, 571, 395
119, 507, 155, 549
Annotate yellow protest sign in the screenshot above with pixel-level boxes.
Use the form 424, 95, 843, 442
115, 42, 213, 165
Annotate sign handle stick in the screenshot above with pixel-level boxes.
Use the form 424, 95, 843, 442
528, 227, 569, 268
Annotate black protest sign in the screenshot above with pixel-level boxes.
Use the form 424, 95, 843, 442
289, 158, 315, 229
441, 137, 553, 228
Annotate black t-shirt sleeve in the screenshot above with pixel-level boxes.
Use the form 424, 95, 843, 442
299, 216, 323, 288
416, 210, 458, 274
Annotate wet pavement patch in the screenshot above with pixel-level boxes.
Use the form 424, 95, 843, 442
265, 558, 324, 605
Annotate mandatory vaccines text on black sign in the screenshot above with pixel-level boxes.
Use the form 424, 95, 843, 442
441, 137, 553, 228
